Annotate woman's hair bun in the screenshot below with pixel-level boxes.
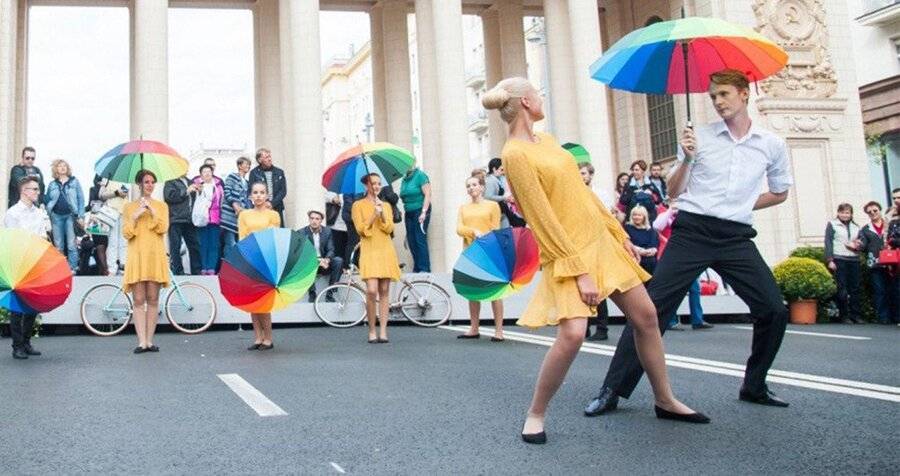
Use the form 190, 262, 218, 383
482, 87, 511, 110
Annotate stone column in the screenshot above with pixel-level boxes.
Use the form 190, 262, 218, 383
253, 0, 283, 160
282, 0, 324, 227
14, 0, 26, 149
542, 0, 578, 143
481, 8, 505, 157
497, 0, 526, 78
278, 0, 294, 172
567, 0, 613, 189
0, 0, 19, 209
369, 4, 388, 142
427, 0, 469, 271
130, 0, 168, 142
381, 0, 413, 152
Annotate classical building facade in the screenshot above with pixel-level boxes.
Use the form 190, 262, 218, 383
0, 0, 873, 271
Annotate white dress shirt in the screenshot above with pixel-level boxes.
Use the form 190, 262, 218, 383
4, 201, 50, 237
311, 229, 321, 258
671, 120, 793, 225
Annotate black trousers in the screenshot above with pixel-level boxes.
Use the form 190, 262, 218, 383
308, 257, 345, 299
833, 258, 861, 321
332, 230, 348, 270
601, 211, 788, 397
168, 222, 201, 275
9, 312, 37, 350
587, 300, 609, 335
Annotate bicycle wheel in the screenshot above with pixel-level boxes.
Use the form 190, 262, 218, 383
165, 282, 217, 334
315, 283, 368, 328
399, 280, 452, 327
80, 283, 133, 336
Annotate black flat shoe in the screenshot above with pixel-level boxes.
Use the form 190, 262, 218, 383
377, 338, 389, 344
258, 343, 274, 351
147, 345, 159, 352
584, 386, 619, 417
457, 333, 480, 339
367, 338, 378, 344
133, 347, 147, 354
521, 431, 547, 444
490, 337, 505, 342
739, 388, 789, 407
247, 343, 261, 350
586, 332, 608, 341
654, 405, 711, 424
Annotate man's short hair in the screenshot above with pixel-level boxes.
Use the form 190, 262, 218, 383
236, 156, 251, 168
579, 163, 595, 175
17, 176, 38, 193
710, 69, 750, 91
864, 201, 882, 212
255, 148, 271, 162
307, 210, 324, 220
21, 146, 35, 158
650, 163, 663, 170
892, 187, 900, 195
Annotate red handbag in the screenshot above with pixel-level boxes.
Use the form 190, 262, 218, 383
699, 271, 718, 296
878, 249, 900, 265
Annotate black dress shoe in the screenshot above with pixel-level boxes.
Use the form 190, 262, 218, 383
12, 348, 28, 360
586, 331, 608, 341
247, 343, 262, 351
584, 387, 619, 417
521, 431, 547, 444
654, 405, 711, 424
23, 345, 41, 356
457, 333, 480, 339
739, 388, 789, 407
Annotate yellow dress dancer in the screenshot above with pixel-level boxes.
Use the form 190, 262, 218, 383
503, 132, 650, 328
238, 208, 281, 240
457, 200, 501, 247
352, 199, 401, 281
122, 199, 170, 294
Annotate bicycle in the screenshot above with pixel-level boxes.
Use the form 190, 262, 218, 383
80, 269, 217, 336
314, 246, 452, 328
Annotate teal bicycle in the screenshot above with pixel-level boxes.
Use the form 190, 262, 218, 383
80, 269, 217, 336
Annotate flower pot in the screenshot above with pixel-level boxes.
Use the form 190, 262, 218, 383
789, 300, 817, 325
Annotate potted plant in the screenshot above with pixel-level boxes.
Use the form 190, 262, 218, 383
773, 257, 836, 324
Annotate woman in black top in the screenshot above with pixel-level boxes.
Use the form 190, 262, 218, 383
619, 160, 663, 223
624, 205, 659, 274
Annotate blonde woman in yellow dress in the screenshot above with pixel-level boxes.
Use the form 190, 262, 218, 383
238, 182, 282, 351
456, 172, 505, 341
351, 173, 401, 344
122, 170, 169, 354
482, 77, 707, 444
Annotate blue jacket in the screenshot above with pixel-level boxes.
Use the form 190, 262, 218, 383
45, 176, 85, 219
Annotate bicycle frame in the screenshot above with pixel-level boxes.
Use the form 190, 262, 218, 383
97, 269, 189, 317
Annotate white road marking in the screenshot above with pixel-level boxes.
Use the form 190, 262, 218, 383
217, 373, 288, 417
732, 326, 872, 341
441, 326, 900, 403
330, 462, 346, 474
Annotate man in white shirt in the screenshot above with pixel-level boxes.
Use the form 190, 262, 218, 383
4, 176, 50, 359
298, 210, 343, 302
587, 70, 794, 417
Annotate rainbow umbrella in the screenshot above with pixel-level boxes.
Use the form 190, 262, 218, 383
562, 142, 591, 165
452, 227, 540, 302
321, 142, 416, 195
589, 16, 787, 122
96, 140, 189, 183
218, 228, 318, 313
0, 229, 73, 314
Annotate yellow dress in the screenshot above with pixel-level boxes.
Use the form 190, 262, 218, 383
352, 198, 401, 281
457, 200, 501, 248
122, 199, 170, 294
503, 132, 650, 328
238, 208, 281, 240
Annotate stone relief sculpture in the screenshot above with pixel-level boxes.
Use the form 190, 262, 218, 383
752, 0, 837, 99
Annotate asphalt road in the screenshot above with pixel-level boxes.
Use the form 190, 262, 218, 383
1, 323, 897, 475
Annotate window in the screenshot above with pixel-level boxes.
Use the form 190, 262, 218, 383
644, 16, 677, 162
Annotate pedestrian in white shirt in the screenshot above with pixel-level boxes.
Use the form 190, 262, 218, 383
587, 69, 794, 419
3, 176, 50, 359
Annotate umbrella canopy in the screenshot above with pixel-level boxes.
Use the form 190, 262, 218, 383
321, 142, 416, 195
218, 228, 318, 313
589, 16, 788, 121
452, 227, 540, 302
0, 229, 73, 314
95, 140, 189, 183
561, 142, 591, 165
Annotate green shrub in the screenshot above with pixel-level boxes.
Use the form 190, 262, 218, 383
788, 246, 876, 322
773, 257, 836, 302
790, 246, 826, 264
